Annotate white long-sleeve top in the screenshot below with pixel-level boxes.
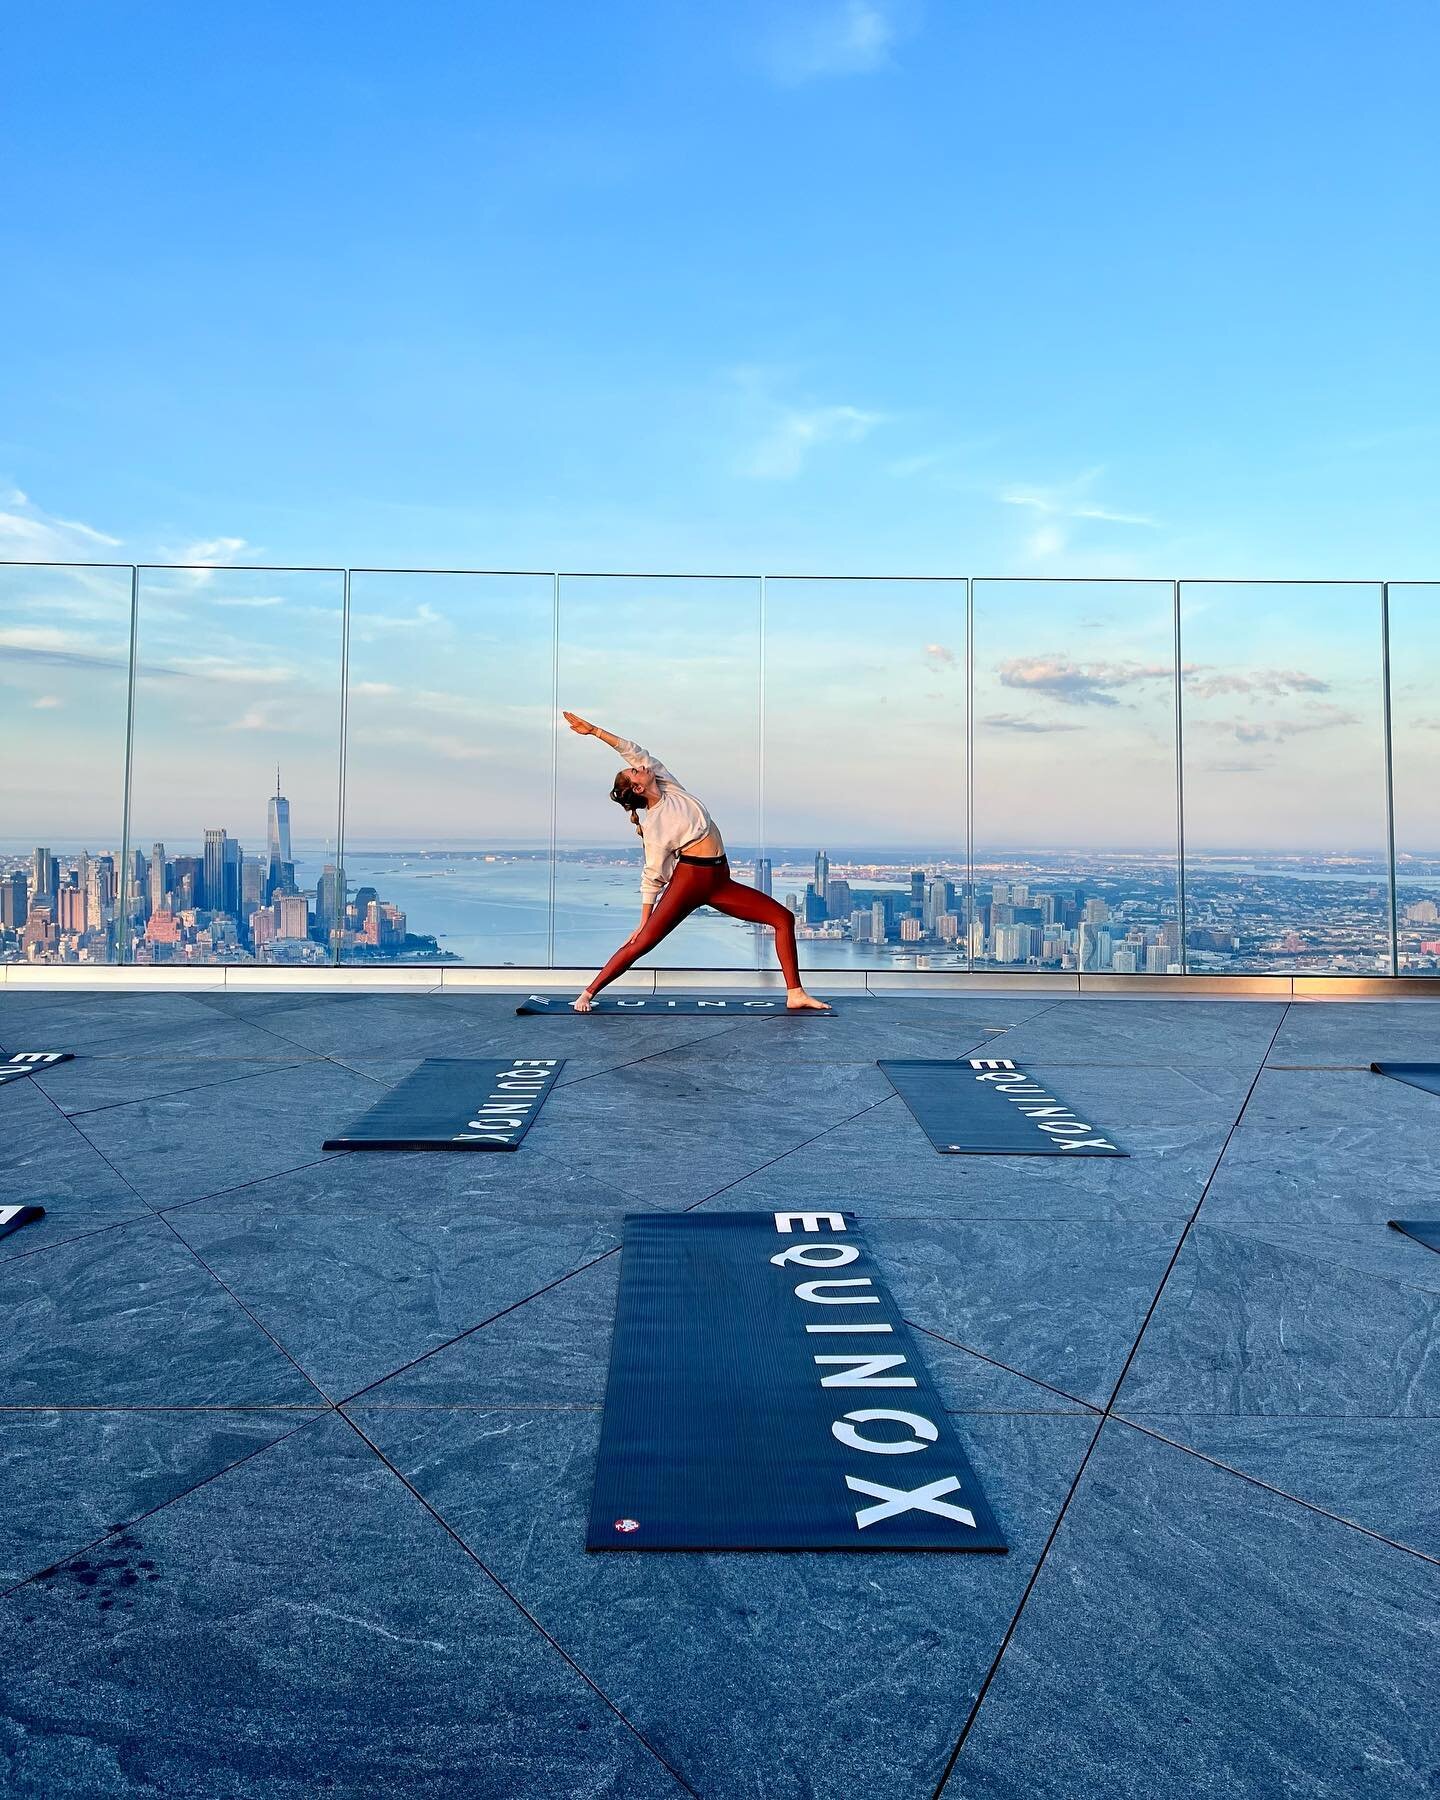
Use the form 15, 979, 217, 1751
614, 739, 724, 902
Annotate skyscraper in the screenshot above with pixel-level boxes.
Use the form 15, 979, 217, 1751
0, 871, 28, 930
910, 869, 925, 914
755, 857, 773, 897
203, 830, 227, 915
31, 847, 57, 900
265, 768, 294, 901
149, 843, 167, 916
814, 850, 829, 898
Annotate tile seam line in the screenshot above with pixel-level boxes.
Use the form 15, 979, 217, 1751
159, 1210, 337, 1409
338, 1083, 923, 1407
674, 1027, 1019, 1216
931, 999, 1295, 1797
1110, 1416, 1440, 1567
336, 1407, 701, 1797
0, 1412, 323, 1602
24, 1075, 156, 1209
907, 1321, 1100, 1413
33, 1057, 312, 1120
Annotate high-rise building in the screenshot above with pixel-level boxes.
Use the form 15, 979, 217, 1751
57, 886, 86, 933
936, 912, 960, 941
148, 843, 168, 917
267, 768, 293, 866
910, 870, 925, 913
172, 855, 203, 910
316, 863, 345, 934
755, 857, 773, 897
276, 892, 310, 940
241, 855, 265, 922
850, 907, 872, 943
803, 884, 826, 925
0, 871, 28, 930
32, 847, 58, 900
870, 900, 887, 944
968, 917, 986, 959
900, 917, 923, 942
223, 837, 242, 917
825, 878, 852, 917
814, 851, 829, 898
203, 830, 227, 913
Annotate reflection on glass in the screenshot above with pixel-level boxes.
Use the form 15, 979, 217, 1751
340, 572, 555, 966
1180, 583, 1390, 974
764, 578, 966, 971
125, 567, 344, 967
1388, 584, 1440, 975
0, 563, 134, 966
972, 581, 1179, 973
554, 576, 761, 972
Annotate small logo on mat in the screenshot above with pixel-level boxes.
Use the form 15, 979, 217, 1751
614, 1517, 640, 1534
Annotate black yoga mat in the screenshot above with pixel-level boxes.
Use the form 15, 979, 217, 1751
587, 1210, 1006, 1553
879, 1057, 1125, 1156
0, 1204, 45, 1241
0, 1051, 74, 1088
1388, 1220, 1440, 1254
322, 1058, 563, 1151
517, 994, 835, 1016
1371, 1063, 1440, 1099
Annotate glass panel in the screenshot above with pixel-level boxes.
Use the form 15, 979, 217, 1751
972, 581, 1179, 973
1180, 583, 1389, 974
0, 562, 133, 966
126, 567, 344, 967
340, 571, 555, 967
554, 576, 760, 971
763, 578, 967, 972
1389, 583, 1440, 975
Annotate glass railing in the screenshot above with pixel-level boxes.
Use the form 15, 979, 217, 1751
2, 561, 1435, 977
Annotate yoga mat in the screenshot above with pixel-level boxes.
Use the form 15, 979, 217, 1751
1371, 1063, 1440, 1099
322, 1058, 563, 1151
0, 1051, 74, 1088
587, 1211, 1006, 1552
0, 1204, 45, 1241
1388, 1220, 1440, 1254
517, 994, 835, 1016
879, 1057, 1125, 1156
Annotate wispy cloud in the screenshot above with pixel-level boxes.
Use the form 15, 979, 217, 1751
0, 624, 131, 673
997, 655, 1174, 707
739, 402, 883, 479
32, 695, 62, 709
0, 489, 122, 559
762, 1, 916, 84
980, 712, 1085, 734
922, 642, 957, 669
164, 654, 299, 685
999, 468, 1159, 565
1213, 703, 1357, 745
1184, 666, 1329, 700
211, 593, 286, 609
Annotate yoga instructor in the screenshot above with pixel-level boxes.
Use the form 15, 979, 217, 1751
563, 713, 831, 1014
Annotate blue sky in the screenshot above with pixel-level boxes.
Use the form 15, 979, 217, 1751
3, 0, 1438, 578
2, 3, 1437, 854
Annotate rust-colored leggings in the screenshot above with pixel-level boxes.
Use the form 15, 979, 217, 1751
588, 857, 801, 995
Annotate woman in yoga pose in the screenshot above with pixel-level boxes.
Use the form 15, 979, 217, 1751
563, 712, 830, 1013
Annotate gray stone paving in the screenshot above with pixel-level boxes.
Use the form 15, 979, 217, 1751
1, 988, 1437, 1797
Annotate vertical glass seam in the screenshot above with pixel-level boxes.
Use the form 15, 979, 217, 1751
1173, 579, 1188, 976
1380, 581, 1399, 978
547, 572, 560, 968
757, 574, 766, 889
116, 564, 141, 965
333, 569, 351, 967
965, 576, 975, 976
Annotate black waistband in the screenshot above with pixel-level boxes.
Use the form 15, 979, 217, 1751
676, 851, 727, 866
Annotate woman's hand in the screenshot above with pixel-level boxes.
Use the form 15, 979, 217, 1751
563, 711, 597, 736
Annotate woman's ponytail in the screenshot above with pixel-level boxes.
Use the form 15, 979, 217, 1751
627, 808, 644, 840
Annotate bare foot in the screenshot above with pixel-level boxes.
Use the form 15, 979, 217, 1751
573, 990, 595, 1012
786, 989, 832, 1012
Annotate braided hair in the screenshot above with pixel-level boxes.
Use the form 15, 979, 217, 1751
610, 772, 647, 840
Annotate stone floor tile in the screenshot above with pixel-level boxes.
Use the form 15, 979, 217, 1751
0, 1414, 683, 1798
946, 1421, 1440, 1798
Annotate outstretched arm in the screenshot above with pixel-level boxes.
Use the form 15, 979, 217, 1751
563, 713, 670, 780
